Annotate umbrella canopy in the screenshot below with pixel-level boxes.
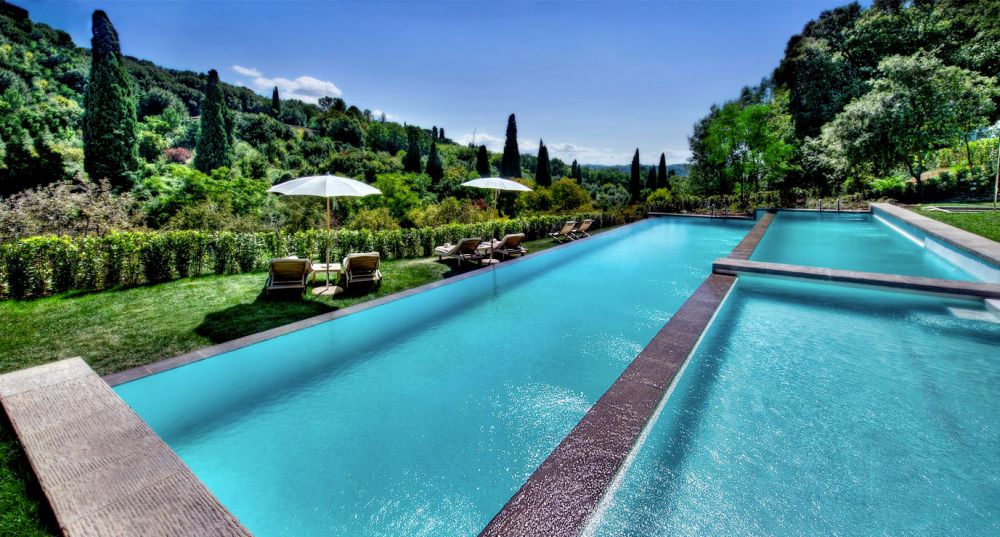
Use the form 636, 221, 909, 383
268, 174, 381, 198
267, 174, 381, 296
460, 177, 533, 192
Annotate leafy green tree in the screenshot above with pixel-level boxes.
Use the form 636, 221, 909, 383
271, 86, 280, 117
535, 139, 552, 186
550, 178, 591, 211
426, 141, 444, 184
476, 145, 490, 177
500, 113, 522, 177
825, 52, 996, 192
322, 115, 364, 146
629, 149, 641, 202
194, 69, 233, 172
83, 10, 139, 188
657, 153, 669, 190
402, 128, 422, 173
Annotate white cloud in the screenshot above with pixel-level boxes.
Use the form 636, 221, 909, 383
454, 134, 692, 166
455, 132, 504, 151
371, 109, 399, 122
230, 66, 342, 104
231, 65, 261, 77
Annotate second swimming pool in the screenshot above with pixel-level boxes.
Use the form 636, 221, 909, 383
114, 217, 752, 536
592, 275, 1000, 535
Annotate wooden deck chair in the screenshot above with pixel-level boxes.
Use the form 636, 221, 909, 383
548, 221, 577, 243
343, 252, 382, 289
265, 258, 311, 296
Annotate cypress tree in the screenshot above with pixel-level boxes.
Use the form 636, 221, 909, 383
572, 159, 583, 181
657, 153, 669, 190
432, 126, 438, 139
82, 10, 139, 188
647, 165, 657, 191
194, 69, 233, 172
402, 129, 422, 173
439, 127, 445, 140
499, 113, 521, 178
426, 141, 443, 184
629, 149, 641, 202
476, 145, 490, 177
570, 160, 578, 181
271, 86, 280, 117
535, 139, 552, 187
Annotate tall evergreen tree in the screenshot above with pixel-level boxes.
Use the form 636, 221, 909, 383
426, 141, 443, 184
402, 129, 422, 173
629, 149, 642, 202
570, 159, 579, 181
535, 139, 552, 187
499, 113, 522, 177
647, 165, 657, 191
657, 153, 669, 190
432, 126, 438, 139
439, 127, 445, 140
476, 145, 490, 177
572, 159, 583, 181
194, 69, 233, 172
82, 10, 139, 188
271, 86, 280, 117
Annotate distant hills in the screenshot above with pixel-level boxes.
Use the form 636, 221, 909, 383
584, 163, 688, 176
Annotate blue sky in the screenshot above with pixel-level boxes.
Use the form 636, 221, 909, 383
23, 0, 854, 165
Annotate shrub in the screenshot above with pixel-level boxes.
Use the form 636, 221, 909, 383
348, 207, 401, 231
0, 212, 611, 298
163, 147, 191, 164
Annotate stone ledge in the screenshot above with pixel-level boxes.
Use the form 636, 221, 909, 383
0, 358, 251, 537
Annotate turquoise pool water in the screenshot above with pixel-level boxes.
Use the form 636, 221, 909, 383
751, 211, 977, 280
115, 217, 751, 536
592, 276, 1000, 535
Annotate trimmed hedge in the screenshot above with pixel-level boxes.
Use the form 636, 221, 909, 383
0, 213, 611, 298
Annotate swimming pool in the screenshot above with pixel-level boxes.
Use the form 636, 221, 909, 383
751, 211, 981, 281
115, 217, 752, 536
591, 275, 1000, 535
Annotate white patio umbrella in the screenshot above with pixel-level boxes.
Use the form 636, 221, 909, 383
268, 174, 381, 296
461, 177, 533, 264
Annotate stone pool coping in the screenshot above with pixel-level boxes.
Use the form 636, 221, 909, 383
871, 202, 1000, 268
0, 358, 251, 537
480, 211, 775, 537
713, 258, 1000, 299
103, 220, 643, 386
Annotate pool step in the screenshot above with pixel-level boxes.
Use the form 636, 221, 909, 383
713, 258, 1000, 300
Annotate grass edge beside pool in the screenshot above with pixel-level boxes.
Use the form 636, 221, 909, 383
912, 204, 1000, 242
0, 426, 56, 536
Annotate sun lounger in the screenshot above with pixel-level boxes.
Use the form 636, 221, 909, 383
265, 257, 311, 295
548, 221, 576, 243
494, 233, 528, 258
435, 238, 485, 265
342, 252, 382, 288
571, 219, 594, 239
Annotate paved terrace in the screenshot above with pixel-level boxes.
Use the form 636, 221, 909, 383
0, 358, 250, 536
480, 211, 777, 537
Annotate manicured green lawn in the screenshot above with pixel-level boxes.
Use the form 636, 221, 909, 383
0, 231, 590, 377
913, 204, 1000, 242
0, 429, 55, 537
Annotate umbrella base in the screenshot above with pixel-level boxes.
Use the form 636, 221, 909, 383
481, 258, 500, 265
312, 285, 343, 297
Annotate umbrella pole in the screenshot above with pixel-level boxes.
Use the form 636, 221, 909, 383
326, 197, 331, 286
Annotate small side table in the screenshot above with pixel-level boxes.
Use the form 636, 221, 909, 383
311, 262, 342, 296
